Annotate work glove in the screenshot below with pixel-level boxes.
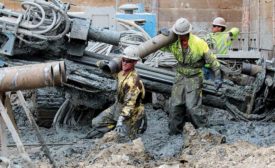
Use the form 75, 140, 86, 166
114, 116, 128, 136
214, 79, 222, 91
213, 69, 223, 91
158, 27, 170, 36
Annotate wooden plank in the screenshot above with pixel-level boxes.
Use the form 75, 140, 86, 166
158, 21, 241, 28
0, 93, 8, 157
159, 0, 243, 9
4, 92, 18, 131
158, 8, 242, 22
0, 115, 8, 156
16, 91, 58, 168
0, 100, 34, 168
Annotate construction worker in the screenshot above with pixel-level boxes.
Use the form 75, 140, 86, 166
203, 17, 240, 79
85, 46, 146, 140
160, 18, 222, 135
204, 17, 240, 55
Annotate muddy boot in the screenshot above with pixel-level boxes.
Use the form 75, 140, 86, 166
138, 114, 147, 134
189, 112, 208, 128
85, 130, 104, 139
168, 106, 185, 135
84, 126, 113, 139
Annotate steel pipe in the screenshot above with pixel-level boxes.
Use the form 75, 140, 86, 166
242, 62, 263, 76
133, 29, 177, 59
88, 27, 121, 46
0, 61, 66, 92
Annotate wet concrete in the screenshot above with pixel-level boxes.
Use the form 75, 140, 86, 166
3, 97, 275, 167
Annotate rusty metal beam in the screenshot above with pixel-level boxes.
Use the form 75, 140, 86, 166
0, 61, 66, 92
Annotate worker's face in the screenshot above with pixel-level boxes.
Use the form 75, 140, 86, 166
179, 35, 189, 49
212, 25, 223, 33
122, 58, 137, 72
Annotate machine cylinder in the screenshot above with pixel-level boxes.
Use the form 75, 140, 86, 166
242, 62, 263, 76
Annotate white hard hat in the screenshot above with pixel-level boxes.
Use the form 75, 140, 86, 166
212, 17, 227, 28
122, 46, 140, 60
172, 18, 192, 35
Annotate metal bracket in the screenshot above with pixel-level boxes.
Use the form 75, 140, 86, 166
0, 9, 22, 34
0, 32, 16, 56
70, 18, 90, 41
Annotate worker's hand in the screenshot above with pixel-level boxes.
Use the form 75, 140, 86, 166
214, 79, 222, 91
96, 60, 109, 69
114, 125, 127, 136
114, 116, 127, 136
158, 27, 170, 36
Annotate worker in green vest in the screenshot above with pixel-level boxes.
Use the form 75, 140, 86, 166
159, 18, 222, 135
203, 17, 240, 79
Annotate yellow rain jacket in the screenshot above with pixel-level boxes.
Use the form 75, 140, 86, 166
167, 33, 220, 77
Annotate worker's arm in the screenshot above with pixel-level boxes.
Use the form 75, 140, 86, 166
202, 41, 220, 71
202, 42, 222, 90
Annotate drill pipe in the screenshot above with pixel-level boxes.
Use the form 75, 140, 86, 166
132, 29, 177, 59
0, 61, 66, 92
88, 27, 121, 46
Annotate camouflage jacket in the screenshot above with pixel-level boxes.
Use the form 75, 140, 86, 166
116, 70, 145, 117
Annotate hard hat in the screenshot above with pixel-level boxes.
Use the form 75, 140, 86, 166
212, 17, 227, 28
122, 46, 140, 60
172, 18, 192, 35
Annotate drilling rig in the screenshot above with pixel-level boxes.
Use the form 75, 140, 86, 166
0, 0, 274, 127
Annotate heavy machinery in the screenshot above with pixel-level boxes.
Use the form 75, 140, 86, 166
0, 0, 274, 128
0, 0, 122, 127
0, 0, 121, 57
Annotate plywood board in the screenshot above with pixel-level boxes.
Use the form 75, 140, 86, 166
159, 0, 243, 9
158, 8, 242, 22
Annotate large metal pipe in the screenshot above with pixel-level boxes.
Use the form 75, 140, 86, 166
134, 29, 177, 59
242, 62, 263, 76
88, 27, 121, 46
0, 61, 66, 92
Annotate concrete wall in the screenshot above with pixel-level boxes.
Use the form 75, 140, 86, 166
1, 0, 243, 31
157, 0, 243, 34
241, 0, 274, 52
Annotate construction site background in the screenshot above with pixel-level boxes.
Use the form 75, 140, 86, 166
3, 0, 274, 57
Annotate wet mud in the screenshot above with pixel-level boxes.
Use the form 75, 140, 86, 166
3, 98, 275, 168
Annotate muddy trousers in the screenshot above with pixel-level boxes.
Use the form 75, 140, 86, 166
86, 103, 146, 139
168, 76, 208, 135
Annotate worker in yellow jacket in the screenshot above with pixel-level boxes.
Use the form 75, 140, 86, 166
203, 17, 239, 79
160, 18, 222, 135
204, 17, 240, 55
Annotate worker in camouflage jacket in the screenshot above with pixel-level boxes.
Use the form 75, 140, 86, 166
86, 46, 146, 140
159, 18, 222, 135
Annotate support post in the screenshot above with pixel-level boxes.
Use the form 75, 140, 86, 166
17, 91, 58, 168
0, 100, 34, 168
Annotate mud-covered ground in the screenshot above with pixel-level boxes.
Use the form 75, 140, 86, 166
2, 95, 275, 168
